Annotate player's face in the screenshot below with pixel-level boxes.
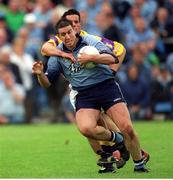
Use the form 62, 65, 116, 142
66, 15, 81, 34
58, 25, 77, 49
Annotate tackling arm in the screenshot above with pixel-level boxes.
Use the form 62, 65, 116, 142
95, 36, 126, 71
77, 53, 116, 66
109, 46, 126, 72
41, 40, 75, 62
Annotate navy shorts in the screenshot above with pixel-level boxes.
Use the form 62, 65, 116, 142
75, 79, 126, 112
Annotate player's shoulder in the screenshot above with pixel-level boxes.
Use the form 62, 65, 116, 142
81, 33, 100, 44
48, 35, 62, 46
56, 42, 64, 52
80, 30, 101, 40
80, 30, 88, 36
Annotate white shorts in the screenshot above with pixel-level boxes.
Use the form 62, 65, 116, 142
69, 84, 78, 110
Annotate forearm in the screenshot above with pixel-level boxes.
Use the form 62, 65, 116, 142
109, 47, 126, 72
41, 42, 64, 57
41, 42, 75, 62
37, 73, 51, 88
91, 54, 117, 65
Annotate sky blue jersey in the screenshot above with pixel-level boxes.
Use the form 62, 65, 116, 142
45, 34, 116, 91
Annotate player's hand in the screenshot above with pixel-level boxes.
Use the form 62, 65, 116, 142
32, 61, 44, 75
77, 53, 93, 66
62, 52, 76, 63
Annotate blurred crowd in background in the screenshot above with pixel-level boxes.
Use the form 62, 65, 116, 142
0, 0, 173, 124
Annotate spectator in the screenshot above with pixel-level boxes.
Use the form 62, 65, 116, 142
19, 0, 35, 13
151, 7, 170, 60
10, 36, 50, 123
79, 9, 89, 31
17, 26, 29, 45
0, 13, 14, 42
112, 0, 131, 22
93, 12, 105, 36
0, 70, 26, 123
130, 47, 152, 84
23, 13, 43, 59
114, 3, 140, 35
33, 0, 53, 29
0, 0, 8, 14
76, 0, 101, 35
151, 7, 169, 40
0, 27, 10, 49
126, 17, 156, 52
134, 0, 158, 23
120, 63, 151, 120
10, 37, 34, 91
100, 2, 124, 43
138, 42, 160, 65
150, 64, 173, 118
166, 52, 173, 75
55, 0, 75, 17
163, 0, 173, 17
5, 0, 25, 34
0, 46, 22, 84
10, 37, 36, 123
43, 9, 60, 41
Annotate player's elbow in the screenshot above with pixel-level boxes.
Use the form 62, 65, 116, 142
122, 46, 126, 56
117, 47, 126, 63
40, 42, 48, 56
121, 47, 126, 59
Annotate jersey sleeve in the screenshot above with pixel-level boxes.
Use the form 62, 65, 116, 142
84, 34, 112, 53
93, 36, 124, 57
84, 34, 118, 63
45, 56, 62, 83
48, 36, 61, 46
41, 36, 62, 56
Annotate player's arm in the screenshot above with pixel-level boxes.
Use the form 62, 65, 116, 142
109, 45, 126, 72
77, 53, 116, 66
32, 61, 51, 88
41, 38, 76, 62
94, 36, 126, 71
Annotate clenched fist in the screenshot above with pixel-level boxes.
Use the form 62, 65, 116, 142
32, 61, 44, 75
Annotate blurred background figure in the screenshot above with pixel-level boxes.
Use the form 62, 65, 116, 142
23, 13, 43, 59
0, 12, 14, 42
0, 27, 10, 49
126, 17, 156, 52
43, 9, 60, 42
0, 70, 26, 124
76, 0, 101, 35
33, 0, 53, 29
120, 63, 151, 120
5, 0, 25, 35
150, 64, 173, 119
0, 46, 22, 84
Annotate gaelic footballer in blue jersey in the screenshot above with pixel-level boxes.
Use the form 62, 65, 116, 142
41, 9, 129, 174
33, 18, 149, 173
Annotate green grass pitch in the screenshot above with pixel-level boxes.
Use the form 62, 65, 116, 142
0, 121, 173, 178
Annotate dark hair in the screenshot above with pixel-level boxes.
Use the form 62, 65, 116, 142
55, 18, 73, 34
62, 9, 80, 21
